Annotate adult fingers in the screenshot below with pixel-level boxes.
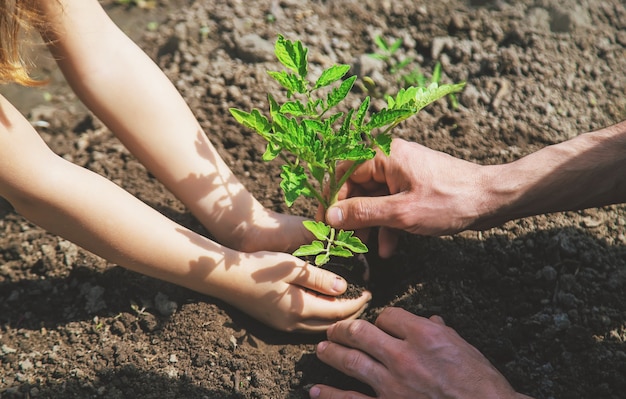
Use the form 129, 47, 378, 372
373, 307, 429, 340
377, 226, 400, 259
309, 384, 373, 399
324, 318, 402, 368
326, 194, 408, 232
315, 339, 388, 390
429, 314, 446, 325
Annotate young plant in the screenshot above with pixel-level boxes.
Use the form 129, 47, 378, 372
403, 62, 460, 109
230, 35, 464, 266
368, 35, 413, 75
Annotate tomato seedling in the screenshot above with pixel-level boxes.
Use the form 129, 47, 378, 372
230, 35, 464, 266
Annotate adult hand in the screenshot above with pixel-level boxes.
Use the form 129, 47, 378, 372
326, 139, 487, 257
310, 307, 532, 399
215, 251, 371, 332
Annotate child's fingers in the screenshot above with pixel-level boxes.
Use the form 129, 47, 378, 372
291, 298, 370, 332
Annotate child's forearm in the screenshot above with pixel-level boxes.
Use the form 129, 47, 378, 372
8, 153, 237, 299
36, 0, 266, 249
476, 121, 626, 228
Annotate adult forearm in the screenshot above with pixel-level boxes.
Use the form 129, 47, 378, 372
476, 121, 626, 228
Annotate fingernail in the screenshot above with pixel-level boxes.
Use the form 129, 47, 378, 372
327, 207, 343, 225
317, 341, 329, 353
309, 385, 321, 398
333, 276, 347, 293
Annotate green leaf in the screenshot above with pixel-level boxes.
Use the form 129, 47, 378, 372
293, 241, 325, 257
389, 38, 403, 54
334, 145, 375, 162
315, 253, 331, 266
368, 53, 388, 61
354, 96, 370, 129
327, 75, 357, 108
268, 93, 280, 115
431, 62, 442, 84
335, 230, 368, 253
374, 133, 392, 156
229, 108, 271, 138
280, 164, 312, 207
329, 246, 352, 258
374, 35, 388, 51
262, 142, 281, 161
396, 58, 412, 69
268, 71, 306, 96
302, 220, 331, 241
390, 87, 418, 109
314, 64, 351, 89
413, 82, 466, 113
275, 35, 308, 78
280, 101, 307, 116
366, 108, 414, 130
309, 164, 325, 185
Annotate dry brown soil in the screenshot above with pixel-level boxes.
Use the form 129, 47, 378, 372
1, 0, 626, 398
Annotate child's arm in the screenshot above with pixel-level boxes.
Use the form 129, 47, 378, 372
0, 94, 369, 332
35, 0, 306, 253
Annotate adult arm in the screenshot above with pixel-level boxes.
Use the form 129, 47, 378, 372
34, 0, 308, 253
310, 307, 534, 399
327, 121, 626, 256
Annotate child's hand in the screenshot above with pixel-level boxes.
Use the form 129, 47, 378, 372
226, 209, 313, 254
214, 251, 371, 332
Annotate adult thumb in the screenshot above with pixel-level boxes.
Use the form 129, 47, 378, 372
326, 195, 400, 231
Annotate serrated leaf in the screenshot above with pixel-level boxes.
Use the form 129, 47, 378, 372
262, 142, 281, 161
354, 96, 370, 129
309, 164, 325, 185
302, 220, 331, 241
271, 112, 290, 134
315, 253, 331, 266
366, 108, 414, 130
413, 82, 465, 112
327, 75, 357, 108
335, 230, 368, 253
336, 109, 354, 139
268, 71, 306, 96
338, 146, 375, 162
293, 241, 325, 257
275, 35, 308, 78
314, 64, 350, 89
280, 164, 311, 207
391, 87, 418, 109
374, 133, 392, 156
303, 119, 325, 134
268, 93, 280, 116
229, 108, 271, 138
329, 246, 352, 258
280, 101, 307, 116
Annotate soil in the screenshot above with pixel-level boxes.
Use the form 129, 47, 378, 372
1, 0, 626, 398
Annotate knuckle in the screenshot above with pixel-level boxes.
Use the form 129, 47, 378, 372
344, 319, 369, 340
351, 201, 373, 222
342, 350, 367, 374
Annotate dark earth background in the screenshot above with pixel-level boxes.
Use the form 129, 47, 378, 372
1, 0, 626, 398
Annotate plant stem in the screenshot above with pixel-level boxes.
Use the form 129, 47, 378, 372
332, 159, 365, 205
325, 226, 336, 255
